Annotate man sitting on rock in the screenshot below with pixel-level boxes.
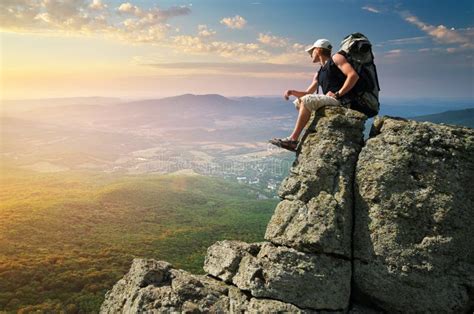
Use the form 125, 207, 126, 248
270, 39, 360, 152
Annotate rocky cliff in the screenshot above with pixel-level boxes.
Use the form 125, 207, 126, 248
100, 107, 474, 313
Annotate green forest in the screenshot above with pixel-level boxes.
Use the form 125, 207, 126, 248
0, 164, 277, 313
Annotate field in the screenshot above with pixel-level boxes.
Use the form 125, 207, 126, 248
0, 164, 277, 313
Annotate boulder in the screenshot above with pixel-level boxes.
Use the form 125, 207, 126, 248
353, 116, 474, 312
204, 240, 262, 283
100, 258, 316, 313
232, 242, 351, 310
203, 240, 351, 310
100, 258, 228, 313
265, 107, 366, 258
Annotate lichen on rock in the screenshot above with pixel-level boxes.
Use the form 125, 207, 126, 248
265, 107, 366, 258
353, 116, 474, 312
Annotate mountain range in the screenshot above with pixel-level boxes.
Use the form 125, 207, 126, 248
412, 108, 474, 128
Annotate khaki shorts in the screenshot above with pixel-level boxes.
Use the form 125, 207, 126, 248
293, 94, 341, 111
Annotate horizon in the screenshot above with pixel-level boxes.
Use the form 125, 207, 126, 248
1, 0, 473, 100
2, 93, 474, 104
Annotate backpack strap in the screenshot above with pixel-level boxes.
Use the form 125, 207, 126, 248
336, 50, 353, 67
337, 50, 347, 58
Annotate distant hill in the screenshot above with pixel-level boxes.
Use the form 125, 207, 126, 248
114, 94, 293, 120
379, 98, 473, 118
6, 94, 294, 128
412, 108, 474, 128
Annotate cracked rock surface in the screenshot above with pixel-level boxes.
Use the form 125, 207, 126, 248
204, 240, 351, 310
265, 107, 366, 258
353, 116, 474, 312
100, 258, 315, 313
101, 110, 474, 313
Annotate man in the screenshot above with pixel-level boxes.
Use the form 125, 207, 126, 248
270, 38, 359, 151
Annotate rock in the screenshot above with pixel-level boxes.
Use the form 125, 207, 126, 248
204, 240, 351, 310
245, 298, 314, 313
353, 116, 474, 312
232, 242, 351, 310
100, 258, 317, 313
100, 259, 171, 313
265, 107, 366, 258
348, 303, 383, 314
203, 240, 261, 283
100, 258, 226, 313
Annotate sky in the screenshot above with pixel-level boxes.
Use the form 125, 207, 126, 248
1, 0, 473, 100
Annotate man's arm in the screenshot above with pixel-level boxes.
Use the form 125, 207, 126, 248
284, 73, 318, 100
327, 53, 359, 98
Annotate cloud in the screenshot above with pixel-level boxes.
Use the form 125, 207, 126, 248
403, 13, 474, 50
418, 48, 432, 53
42, 0, 87, 19
89, 0, 107, 10
172, 35, 270, 61
0, 0, 93, 32
116, 3, 191, 25
220, 15, 247, 29
129, 59, 314, 82
257, 33, 288, 47
118, 2, 141, 15
118, 23, 170, 43
375, 36, 427, 48
384, 36, 427, 45
198, 24, 216, 38
418, 46, 468, 54
29, 0, 110, 32
140, 62, 312, 75
169, 28, 310, 64
384, 49, 402, 58
0, 1, 312, 67
1, 1, 75, 32
112, 4, 190, 42
362, 6, 380, 13
0, 0, 191, 44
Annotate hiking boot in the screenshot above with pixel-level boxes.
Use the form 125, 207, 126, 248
269, 137, 298, 152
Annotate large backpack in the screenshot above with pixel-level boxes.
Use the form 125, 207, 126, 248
338, 33, 380, 118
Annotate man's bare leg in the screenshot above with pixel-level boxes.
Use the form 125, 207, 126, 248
289, 102, 311, 140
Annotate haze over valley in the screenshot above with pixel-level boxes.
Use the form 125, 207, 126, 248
2, 95, 302, 195
3, 95, 472, 188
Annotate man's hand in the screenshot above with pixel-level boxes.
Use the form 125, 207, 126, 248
284, 90, 293, 100
326, 91, 337, 99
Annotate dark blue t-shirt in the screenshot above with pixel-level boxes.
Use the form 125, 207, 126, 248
318, 57, 346, 95
317, 54, 361, 109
